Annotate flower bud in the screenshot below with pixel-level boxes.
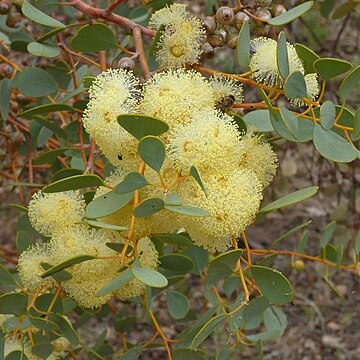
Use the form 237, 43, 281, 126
235, 12, 250, 30
256, 0, 272, 6
0, 0, 12, 15
274, 4, 287, 17
117, 57, 135, 71
255, 8, 272, 23
208, 29, 226, 47
203, 16, 216, 33
215, 6, 234, 25
253, 24, 270, 36
293, 260, 305, 271
226, 35, 238, 49
201, 42, 215, 58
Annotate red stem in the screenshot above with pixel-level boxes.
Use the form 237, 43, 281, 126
67, 0, 154, 37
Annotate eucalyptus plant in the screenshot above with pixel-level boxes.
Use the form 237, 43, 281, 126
0, 0, 359, 359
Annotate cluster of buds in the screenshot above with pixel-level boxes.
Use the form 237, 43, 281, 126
201, 1, 287, 56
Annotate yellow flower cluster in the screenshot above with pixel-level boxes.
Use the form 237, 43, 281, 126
168, 109, 241, 175
149, 4, 205, 68
28, 191, 85, 237
19, 191, 159, 309
250, 37, 319, 105
82, 69, 140, 168
179, 170, 263, 252
80, 69, 277, 252
20, 66, 278, 309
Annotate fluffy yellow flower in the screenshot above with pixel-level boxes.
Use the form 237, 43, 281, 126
116, 237, 159, 299
209, 76, 244, 110
18, 244, 56, 291
50, 227, 120, 309
179, 170, 263, 252
82, 69, 140, 169
250, 37, 304, 86
149, 3, 188, 29
291, 73, 319, 107
150, 4, 204, 69
140, 69, 215, 130
28, 191, 85, 237
237, 131, 278, 188
168, 109, 241, 176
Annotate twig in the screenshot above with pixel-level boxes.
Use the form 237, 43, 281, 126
67, 0, 154, 36
133, 27, 151, 80
104, 0, 125, 16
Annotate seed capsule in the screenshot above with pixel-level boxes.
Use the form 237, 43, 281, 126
254, 8, 272, 25
201, 42, 215, 58
226, 35, 238, 49
203, 16, 216, 33
0, 64, 13, 78
253, 24, 270, 36
117, 57, 135, 71
208, 29, 226, 47
274, 4, 287, 17
215, 6, 234, 25
0, 0, 12, 15
234, 12, 250, 30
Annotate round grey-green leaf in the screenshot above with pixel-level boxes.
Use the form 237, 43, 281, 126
118, 114, 169, 140
320, 100, 336, 130
251, 265, 293, 305
166, 290, 190, 319
339, 64, 360, 103
16, 67, 57, 97
243, 110, 274, 132
27, 42, 60, 58
0, 293, 27, 315
314, 58, 352, 80
115, 172, 148, 194
134, 198, 164, 218
131, 266, 168, 288
295, 43, 319, 74
313, 123, 358, 162
159, 254, 194, 273
70, 23, 118, 52
86, 191, 133, 219
284, 71, 308, 99
138, 136, 165, 173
